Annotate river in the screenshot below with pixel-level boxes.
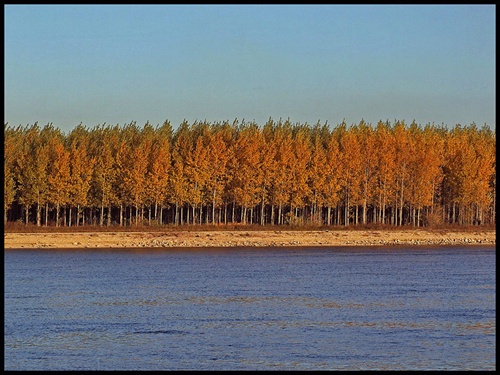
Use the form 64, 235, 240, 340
4, 245, 496, 370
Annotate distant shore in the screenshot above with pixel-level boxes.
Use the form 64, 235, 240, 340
3, 228, 496, 249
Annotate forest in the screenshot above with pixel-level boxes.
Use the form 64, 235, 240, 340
3, 118, 496, 228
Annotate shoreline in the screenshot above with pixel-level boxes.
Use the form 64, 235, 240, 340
3, 229, 496, 249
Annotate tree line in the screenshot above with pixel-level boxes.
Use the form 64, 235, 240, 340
4, 118, 496, 228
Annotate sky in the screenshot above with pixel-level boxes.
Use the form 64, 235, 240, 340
4, 4, 496, 133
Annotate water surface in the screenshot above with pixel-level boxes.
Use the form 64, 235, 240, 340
4, 246, 496, 370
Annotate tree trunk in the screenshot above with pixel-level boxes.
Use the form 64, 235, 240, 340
382, 178, 387, 224
36, 200, 41, 227
120, 204, 123, 226
260, 197, 265, 226
363, 170, 368, 225
212, 189, 216, 225
242, 206, 247, 225
76, 204, 80, 227
345, 188, 349, 227
417, 204, 421, 227
399, 165, 405, 226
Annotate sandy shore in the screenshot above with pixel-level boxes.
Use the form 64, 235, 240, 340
3, 229, 496, 249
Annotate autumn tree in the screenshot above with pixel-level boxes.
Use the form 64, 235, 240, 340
306, 123, 328, 224
269, 120, 294, 225
118, 122, 150, 225
336, 122, 362, 226
231, 122, 262, 224
4, 118, 495, 228
15, 123, 52, 226
288, 124, 312, 224
47, 134, 71, 226
4, 124, 21, 224
321, 127, 343, 225
444, 124, 496, 225
204, 126, 232, 224
373, 120, 396, 225
257, 118, 278, 225
170, 120, 192, 225
391, 120, 412, 226
146, 121, 172, 225
355, 120, 378, 224
405, 123, 443, 226
88, 125, 118, 226
185, 129, 210, 224
68, 139, 95, 226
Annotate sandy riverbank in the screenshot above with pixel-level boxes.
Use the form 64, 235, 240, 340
3, 229, 496, 249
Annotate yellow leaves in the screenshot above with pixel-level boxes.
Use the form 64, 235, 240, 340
290, 128, 312, 208
147, 137, 171, 205
4, 119, 496, 226
47, 139, 71, 205
232, 125, 263, 208
15, 125, 51, 206
205, 129, 232, 207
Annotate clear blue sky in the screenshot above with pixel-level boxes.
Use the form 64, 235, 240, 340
4, 4, 496, 133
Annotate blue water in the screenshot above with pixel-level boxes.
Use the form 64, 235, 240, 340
4, 246, 496, 370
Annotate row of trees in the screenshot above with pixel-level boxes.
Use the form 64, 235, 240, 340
4, 118, 496, 228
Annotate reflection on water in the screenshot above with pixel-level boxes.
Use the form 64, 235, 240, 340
4, 246, 496, 370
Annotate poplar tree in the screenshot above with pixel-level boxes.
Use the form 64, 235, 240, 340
308, 124, 328, 224
231, 122, 262, 224
3, 119, 495, 228
374, 120, 396, 225
204, 128, 232, 224
323, 128, 343, 225
47, 136, 71, 226
270, 120, 294, 225
258, 123, 277, 225
393, 120, 411, 226
356, 120, 377, 225
16, 123, 51, 226
147, 121, 172, 225
337, 122, 362, 226
289, 124, 312, 224
4, 125, 20, 224
89, 125, 118, 226
68, 140, 95, 226
170, 121, 191, 225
